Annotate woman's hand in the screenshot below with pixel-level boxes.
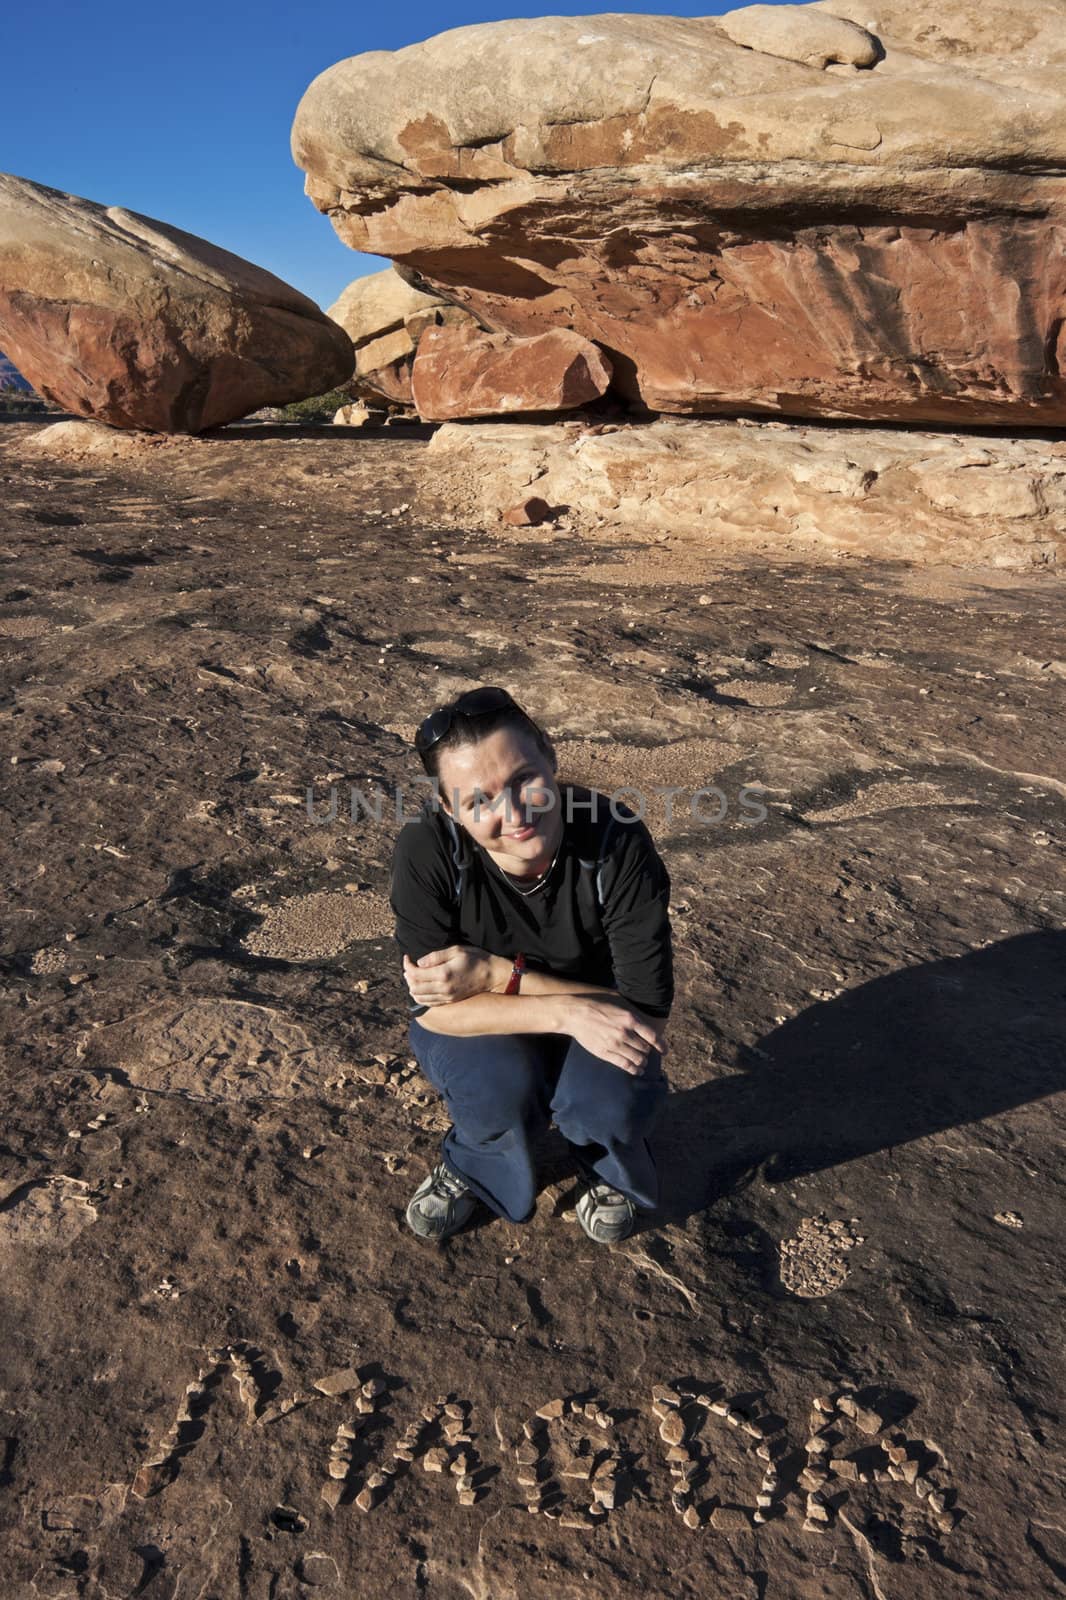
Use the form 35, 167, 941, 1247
557, 996, 667, 1076
403, 946, 509, 1006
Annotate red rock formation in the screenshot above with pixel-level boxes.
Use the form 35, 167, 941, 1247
291, 0, 1066, 426
411, 325, 612, 420
0, 174, 354, 433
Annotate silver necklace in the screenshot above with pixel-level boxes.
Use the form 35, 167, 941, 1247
488, 841, 562, 897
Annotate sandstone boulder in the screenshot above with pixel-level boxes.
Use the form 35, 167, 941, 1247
327, 266, 475, 404
411, 324, 612, 420
0, 173, 354, 434
292, 0, 1066, 426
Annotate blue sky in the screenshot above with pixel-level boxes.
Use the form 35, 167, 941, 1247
2, 1, 784, 311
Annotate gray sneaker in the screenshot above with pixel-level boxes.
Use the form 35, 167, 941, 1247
574, 1180, 637, 1244
405, 1161, 480, 1241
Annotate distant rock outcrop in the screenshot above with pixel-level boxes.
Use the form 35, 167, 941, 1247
327, 266, 475, 405
292, 0, 1066, 426
0, 173, 354, 433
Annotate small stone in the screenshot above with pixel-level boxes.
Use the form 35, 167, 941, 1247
710, 1399, 730, 1416
726, 1408, 745, 1427
327, 1460, 349, 1480
901, 1460, 920, 1485
355, 1488, 374, 1513
799, 1468, 829, 1490
854, 1406, 884, 1436
313, 1367, 360, 1397
393, 1446, 414, 1462
837, 1395, 857, 1419
928, 1490, 947, 1515
666, 1445, 691, 1463
423, 1449, 448, 1473
537, 1399, 567, 1420
423, 1405, 442, 1423
459, 1488, 478, 1506
756, 1492, 774, 1508
527, 1501, 541, 1514
813, 1396, 835, 1414
652, 1384, 681, 1407
356, 1394, 376, 1414
742, 1421, 764, 1439
502, 496, 554, 528
684, 1506, 701, 1529
914, 1476, 934, 1499
365, 1471, 386, 1490
753, 1509, 768, 1524
320, 1480, 344, 1510
937, 1511, 958, 1535
710, 1506, 750, 1532
362, 1377, 386, 1398
559, 1512, 591, 1530
806, 1502, 830, 1524
659, 1412, 686, 1447
517, 1468, 539, 1487
887, 1444, 908, 1465
561, 1456, 593, 1481
888, 1463, 905, 1481
803, 1517, 828, 1534
830, 1458, 859, 1481
444, 1402, 465, 1419
336, 1423, 358, 1440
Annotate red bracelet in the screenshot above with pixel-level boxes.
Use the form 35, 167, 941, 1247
504, 952, 526, 995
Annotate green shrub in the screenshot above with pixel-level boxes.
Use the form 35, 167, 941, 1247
277, 387, 353, 424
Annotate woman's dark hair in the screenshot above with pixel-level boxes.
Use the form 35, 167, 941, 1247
415, 691, 556, 783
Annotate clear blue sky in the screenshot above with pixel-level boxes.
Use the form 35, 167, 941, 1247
3, 1, 784, 311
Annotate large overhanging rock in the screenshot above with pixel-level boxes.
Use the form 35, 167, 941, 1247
0, 173, 355, 433
292, 0, 1066, 426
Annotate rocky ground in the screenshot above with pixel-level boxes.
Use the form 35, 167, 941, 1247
0, 416, 1064, 1600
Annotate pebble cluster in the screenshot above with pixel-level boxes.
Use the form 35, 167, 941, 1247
516, 1396, 617, 1526
131, 1343, 267, 1499
655, 1381, 782, 1532
799, 1387, 958, 1537
316, 1372, 388, 1511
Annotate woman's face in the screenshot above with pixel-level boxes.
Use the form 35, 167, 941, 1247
437, 725, 563, 874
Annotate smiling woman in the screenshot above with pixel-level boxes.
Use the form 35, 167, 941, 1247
388, 685, 674, 1247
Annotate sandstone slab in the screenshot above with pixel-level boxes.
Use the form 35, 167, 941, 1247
426, 416, 1066, 567
411, 324, 612, 420
292, 0, 1066, 426
0, 172, 354, 433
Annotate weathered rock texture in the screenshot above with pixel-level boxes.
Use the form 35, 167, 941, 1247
427, 418, 1066, 567
327, 265, 474, 405
411, 324, 612, 419
292, 0, 1066, 426
0, 172, 354, 433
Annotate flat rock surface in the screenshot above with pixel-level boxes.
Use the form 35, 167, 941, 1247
0, 417, 1063, 1598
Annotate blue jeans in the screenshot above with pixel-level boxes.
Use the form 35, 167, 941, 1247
407, 1018, 669, 1224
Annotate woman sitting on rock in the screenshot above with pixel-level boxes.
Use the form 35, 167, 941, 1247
389, 685, 674, 1245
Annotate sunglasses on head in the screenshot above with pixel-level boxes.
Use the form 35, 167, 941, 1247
414, 686, 519, 755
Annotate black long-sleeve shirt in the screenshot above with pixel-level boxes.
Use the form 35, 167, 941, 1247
389, 782, 674, 1020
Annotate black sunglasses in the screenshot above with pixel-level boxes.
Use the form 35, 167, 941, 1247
414, 686, 519, 754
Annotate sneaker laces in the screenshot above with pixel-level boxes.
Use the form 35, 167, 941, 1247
427, 1163, 470, 1200
586, 1181, 632, 1211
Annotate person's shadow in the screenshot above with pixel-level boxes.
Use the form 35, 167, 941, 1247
646, 930, 1066, 1224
